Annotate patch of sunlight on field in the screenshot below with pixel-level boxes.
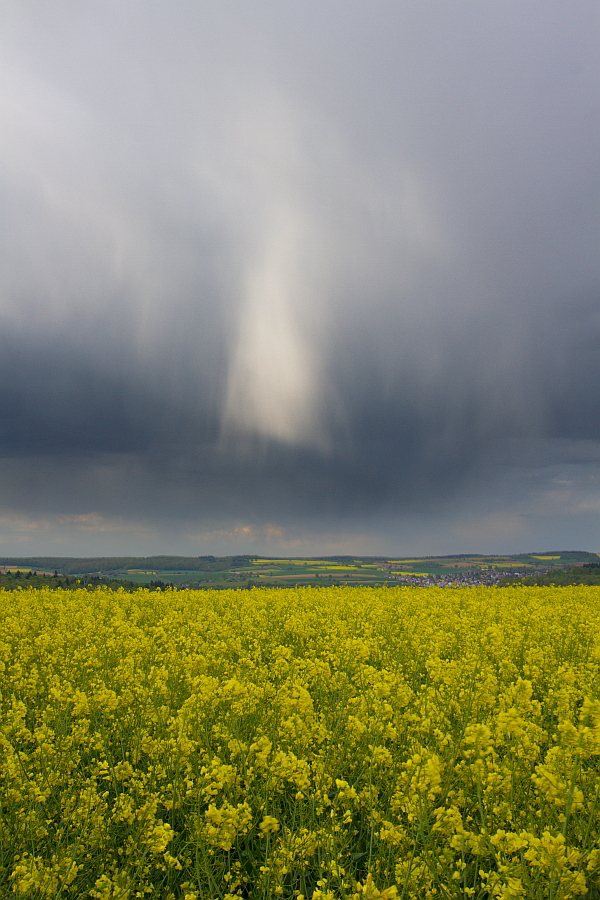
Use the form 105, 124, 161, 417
387, 560, 421, 564
1, 584, 599, 899
390, 571, 429, 576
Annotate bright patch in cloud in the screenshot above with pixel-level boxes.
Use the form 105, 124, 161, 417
222, 216, 325, 448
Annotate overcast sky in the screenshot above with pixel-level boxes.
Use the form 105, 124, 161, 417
0, 1, 599, 557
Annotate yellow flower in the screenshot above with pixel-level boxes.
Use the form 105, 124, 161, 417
259, 815, 280, 834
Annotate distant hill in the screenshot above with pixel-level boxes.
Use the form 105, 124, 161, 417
505, 564, 600, 587
1, 552, 597, 581
0, 555, 253, 575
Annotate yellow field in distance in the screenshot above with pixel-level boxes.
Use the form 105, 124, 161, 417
387, 559, 420, 563
391, 571, 429, 576
251, 559, 316, 565
252, 560, 359, 570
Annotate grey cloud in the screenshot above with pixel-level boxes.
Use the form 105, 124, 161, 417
0, 2, 599, 554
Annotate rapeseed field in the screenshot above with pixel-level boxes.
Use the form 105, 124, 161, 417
1, 585, 599, 899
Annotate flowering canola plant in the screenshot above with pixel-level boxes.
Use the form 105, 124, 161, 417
0, 585, 600, 899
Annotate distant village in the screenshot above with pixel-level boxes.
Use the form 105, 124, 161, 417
386, 568, 529, 587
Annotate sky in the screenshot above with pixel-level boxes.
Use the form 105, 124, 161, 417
0, 1, 599, 558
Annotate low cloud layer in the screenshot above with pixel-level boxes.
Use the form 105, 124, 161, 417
0, 2, 599, 555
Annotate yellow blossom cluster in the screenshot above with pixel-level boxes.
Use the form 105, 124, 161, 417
0, 584, 599, 898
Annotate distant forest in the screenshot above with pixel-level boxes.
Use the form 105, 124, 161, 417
0, 569, 139, 591
515, 564, 600, 587
0, 556, 252, 575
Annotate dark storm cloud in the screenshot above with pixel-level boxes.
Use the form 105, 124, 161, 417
0, 1, 599, 554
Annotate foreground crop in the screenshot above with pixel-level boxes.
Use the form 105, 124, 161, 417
0, 585, 599, 899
